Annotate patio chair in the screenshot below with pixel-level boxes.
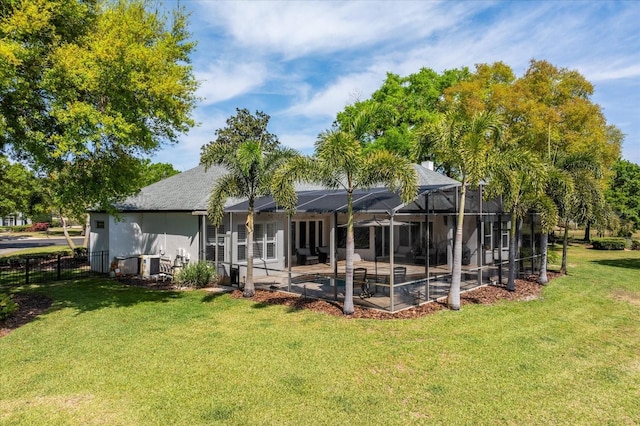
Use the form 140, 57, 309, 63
354, 267, 373, 299
296, 247, 319, 265
393, 266, 407, 283
316, 246, 330, 263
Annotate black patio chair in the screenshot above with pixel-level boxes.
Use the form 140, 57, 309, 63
393, 266, 407, 283
354, 267, 373, 299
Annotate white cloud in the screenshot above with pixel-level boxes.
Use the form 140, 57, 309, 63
285, 70, 383, 118
195, 61, 268, 105
196, 1, 477, 59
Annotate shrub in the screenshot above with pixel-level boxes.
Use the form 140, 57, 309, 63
73, 247, 88, 259
8, 225, 29, 233
591, 238, 626, 250
631, 240, 640, 250
27, 222, 50, 232
176, 261, 216, 288
0, 293, 18, 321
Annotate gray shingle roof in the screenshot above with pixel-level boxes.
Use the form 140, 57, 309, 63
113, 162, 460, 213
114, 164, 228, 212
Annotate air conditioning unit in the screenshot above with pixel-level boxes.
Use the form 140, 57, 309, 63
116, 256, 139, 275
139, 255, 161, 278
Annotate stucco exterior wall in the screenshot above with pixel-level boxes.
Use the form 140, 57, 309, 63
108, 212, 200, 260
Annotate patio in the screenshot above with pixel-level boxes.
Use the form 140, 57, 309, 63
248, 258, 504, 312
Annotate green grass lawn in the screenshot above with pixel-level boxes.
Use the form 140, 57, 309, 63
1, 245, 638, 425
0, 246, 74, 258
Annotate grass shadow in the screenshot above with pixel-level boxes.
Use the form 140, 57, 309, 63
590, 258, 640, 270
200, 291, 232, 303
16, 278, 185, 316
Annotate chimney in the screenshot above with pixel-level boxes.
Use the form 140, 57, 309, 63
421, 160, 434, 170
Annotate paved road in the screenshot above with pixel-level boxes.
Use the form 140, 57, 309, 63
0, 236, 85, 256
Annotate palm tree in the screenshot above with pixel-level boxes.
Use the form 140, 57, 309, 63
548, 152, 602, 275
486, 148, 548, 291
200, 109, 297, 297
272, 108, 417, 315
418, 110, 503, 310
535, 189, 560, 285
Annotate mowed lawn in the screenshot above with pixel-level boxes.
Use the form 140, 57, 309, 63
1, 245, 638, 425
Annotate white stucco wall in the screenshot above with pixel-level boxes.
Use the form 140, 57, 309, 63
108, 212, 200, 261
89, 213, 110, 253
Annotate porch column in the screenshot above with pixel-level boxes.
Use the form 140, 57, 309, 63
477, 185, 483, 285
333, 211, 338, 301
287, 214, 292, 292
390, 215, 395, 312
530, 212, 535, 275
201, 215, 207, 262
425, 193, 430, 301
498, 212, 503, 285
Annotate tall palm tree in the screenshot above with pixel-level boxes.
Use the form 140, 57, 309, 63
200, 109, 297, 297
418, 110, 503, 310
486, 148, 548, 291
272, 109, 417, 315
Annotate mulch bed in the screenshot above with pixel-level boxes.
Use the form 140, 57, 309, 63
231, 272, 562, 319
0, 272, 561, 336
0, 293, 53, 337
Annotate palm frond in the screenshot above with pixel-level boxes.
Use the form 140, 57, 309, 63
359, 150, 418, 204
207, 174, 245, 225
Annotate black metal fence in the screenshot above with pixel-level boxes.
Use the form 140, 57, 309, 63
0, 251, 109, 288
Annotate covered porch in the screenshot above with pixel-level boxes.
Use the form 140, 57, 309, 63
217, 164, 543, 313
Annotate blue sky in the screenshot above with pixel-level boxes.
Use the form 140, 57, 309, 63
153, 0, 640, 170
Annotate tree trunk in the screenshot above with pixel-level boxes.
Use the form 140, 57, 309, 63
343, 190, 355, 315
561, 219, 569, 275
243, 203, 255, 298
82, 214, 90, 248
448, 182, 465, 310
507, 211, 517, 291
584, 222, 591, 242
61, 216, 76, 250
537, 232, 549, 284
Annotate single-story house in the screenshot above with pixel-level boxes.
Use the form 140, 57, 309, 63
0, 213, 31, 227
90, 162, 541, 311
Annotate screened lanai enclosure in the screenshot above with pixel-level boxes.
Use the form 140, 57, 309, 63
206, 165, 543, 313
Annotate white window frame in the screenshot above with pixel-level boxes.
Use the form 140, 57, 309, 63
237, 222, 277, 262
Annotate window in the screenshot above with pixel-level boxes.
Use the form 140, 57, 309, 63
337, 227, 369, 249
206, 224, 225, 262
96, 220, 105, 229
237, 222, 277, 261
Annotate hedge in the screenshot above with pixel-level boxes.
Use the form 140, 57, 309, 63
591, 238, 626, 250
631, 240, 640, 250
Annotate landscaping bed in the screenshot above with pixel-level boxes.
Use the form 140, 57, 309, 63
0, 293, 52, 337
230, 272, 560, 319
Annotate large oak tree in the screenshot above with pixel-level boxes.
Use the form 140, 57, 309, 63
0, 0, 198, 219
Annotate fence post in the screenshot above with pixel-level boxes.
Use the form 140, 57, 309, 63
57, 254, 62, 280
